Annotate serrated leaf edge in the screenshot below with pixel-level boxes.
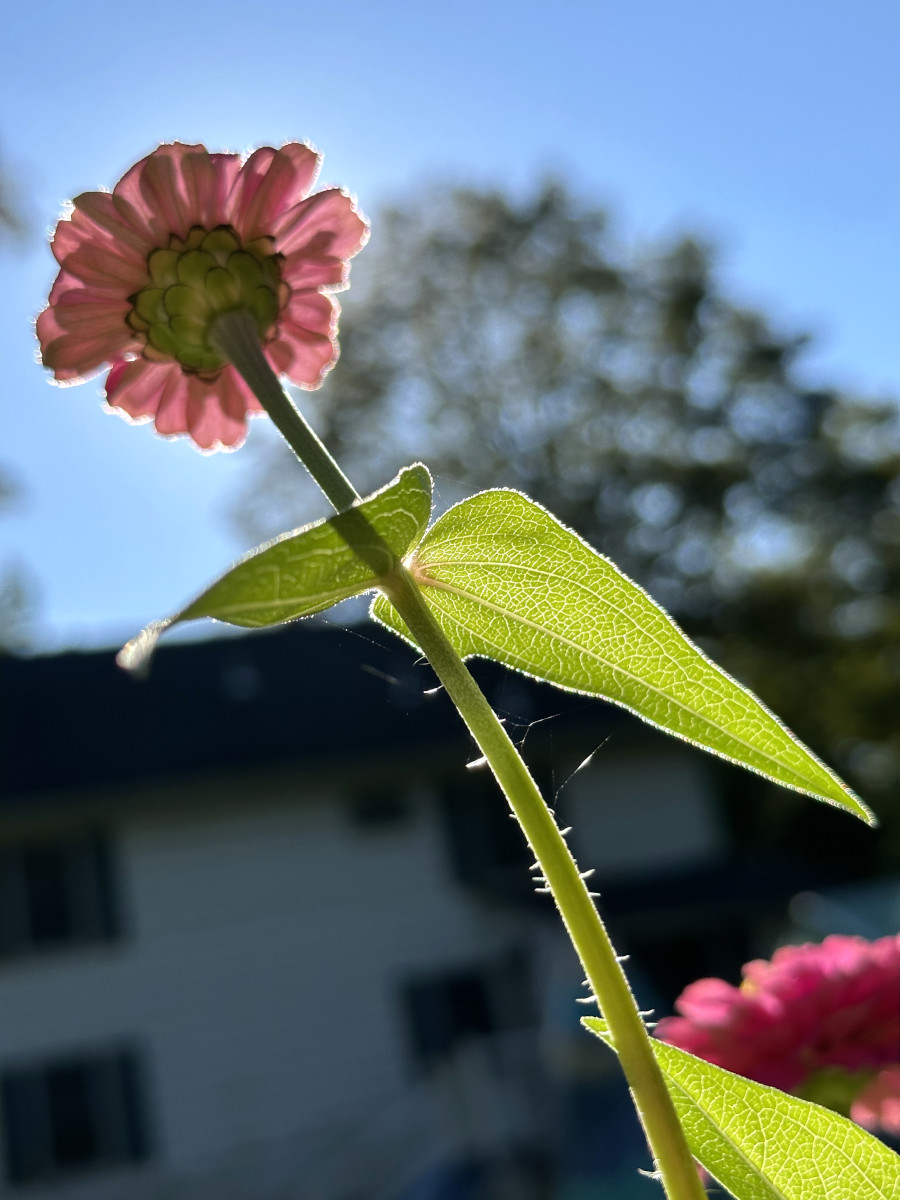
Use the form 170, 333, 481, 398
405, 488, 872, 824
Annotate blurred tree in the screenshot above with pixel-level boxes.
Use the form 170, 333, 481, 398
0, 469, 36, 654
0, 471, 35, 653
0, 154, 36, 651
236, 182, 900, 863
0, 151, 26, 242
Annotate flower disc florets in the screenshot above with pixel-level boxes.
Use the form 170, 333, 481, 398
38, 142, 368, 450
127, 225, 287, 376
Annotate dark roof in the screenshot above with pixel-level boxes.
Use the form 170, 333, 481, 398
0, 620, 623, 802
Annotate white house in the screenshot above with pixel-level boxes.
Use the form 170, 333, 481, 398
0, 622, 829, 1199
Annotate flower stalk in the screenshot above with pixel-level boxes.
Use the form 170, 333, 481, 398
216, 316, 707, 1200
211, 311, 359, 514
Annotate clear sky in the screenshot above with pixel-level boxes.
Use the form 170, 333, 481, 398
2, 1, 899, 651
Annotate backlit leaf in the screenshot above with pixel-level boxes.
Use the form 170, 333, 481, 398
372, 489, 869, 820
119, 464, 432, 672
584, 1017, 900, 1200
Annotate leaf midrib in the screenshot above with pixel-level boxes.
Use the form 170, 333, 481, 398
191, 582, 369, 621
420, 574, 829, 795
422, 550, 717, 694
666, 1071, 897, 1200
664, 1072, 793, 1200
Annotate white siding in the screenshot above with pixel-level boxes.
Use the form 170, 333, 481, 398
565, 741, 723, 878
0, 785, 520, 1198
0, 740, 726, 1198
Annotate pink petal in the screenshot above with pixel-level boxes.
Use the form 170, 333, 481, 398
57, 241, 147, 294
64, 192, 156, 262
153, 369, 192, 437
138, 148, 194, 241
851, 1066, 900, 1133
229, 144, 321, 243
186, 371, 249, 449
47, 271, 97, 306
105, 359, 172, 420
273, 188, 368, 260
282, 289, 337, 337
266, 328, 336, 387
178, 148, 242, 230
226, 367, 265, 413
41, 325, 136, 381
115, 143, 203, 244
281, 251, 348, 292
276, 142, 322, 193
265, 290, 339, 386
674, 978, 741, 1025
41, 296, 131, 340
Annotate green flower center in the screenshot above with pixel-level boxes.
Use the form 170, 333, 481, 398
127, 225, 288, 375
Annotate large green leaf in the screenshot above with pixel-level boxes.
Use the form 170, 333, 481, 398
119, 464, 432, 671
372, 489, 869, 820
583, 1017, 900, 1200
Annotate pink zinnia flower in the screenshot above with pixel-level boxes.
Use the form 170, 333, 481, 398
38, 142, 368, 451
656, 934, 900, 1134
852, 1065, 900, 1135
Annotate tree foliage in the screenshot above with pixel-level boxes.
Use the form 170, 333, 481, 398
0, 468, 35, 653
237, 182, 900, 857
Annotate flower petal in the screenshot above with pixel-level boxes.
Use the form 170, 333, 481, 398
152, 368, 192, 437
282, 289, 337, 337
851, 1066, 900, 1134
266, 327, 336, 388
105, 358, 171, 420
229, 143, 321, 243
281, 250, 348, 292
180, 149, 242, 230
273, 188, 368, 260
186, 370, 250, 449
64, 192, 156, 261
40, 322, 136, 381
114, 143, 212, 243
57, 241, 147, 294
41, 293, 132, 340
266, 290, 339, 386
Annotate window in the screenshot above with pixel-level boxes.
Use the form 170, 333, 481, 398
402, 952, 536, 1067
440, 773, 536, 900
0, 831, 119, 959
1, 1047, 149, 1186
405, 970, 495, 1063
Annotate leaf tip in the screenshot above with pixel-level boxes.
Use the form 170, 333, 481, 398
116, 618, 173, 677
824, 778, 877, 827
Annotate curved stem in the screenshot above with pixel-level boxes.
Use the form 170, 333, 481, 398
216, 318, 706, 1200
212, 311, 360, 514
383, 567, 706, 1200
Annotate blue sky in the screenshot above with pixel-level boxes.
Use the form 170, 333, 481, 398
2, 1, 899, 650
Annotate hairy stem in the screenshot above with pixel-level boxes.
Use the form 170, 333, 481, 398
383, 568, 706, 1200
217, 316, 706, 1200
212, 311, 359, 514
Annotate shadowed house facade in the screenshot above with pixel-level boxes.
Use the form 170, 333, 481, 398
0, 623, 842, 1199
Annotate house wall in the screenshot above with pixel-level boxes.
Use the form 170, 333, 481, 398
564, 741, 723, 878
0, 736, 726, 1199
0, 781, 526, 1199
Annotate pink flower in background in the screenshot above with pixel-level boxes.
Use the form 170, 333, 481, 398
852, 1065, 900, 1135
656, 934, 900, 1134
38, 143, 368, 450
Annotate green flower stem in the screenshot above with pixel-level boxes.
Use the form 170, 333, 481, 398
382, 569, 706, 1200
211, 311, 360, 515
217, 314, 706, 1200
